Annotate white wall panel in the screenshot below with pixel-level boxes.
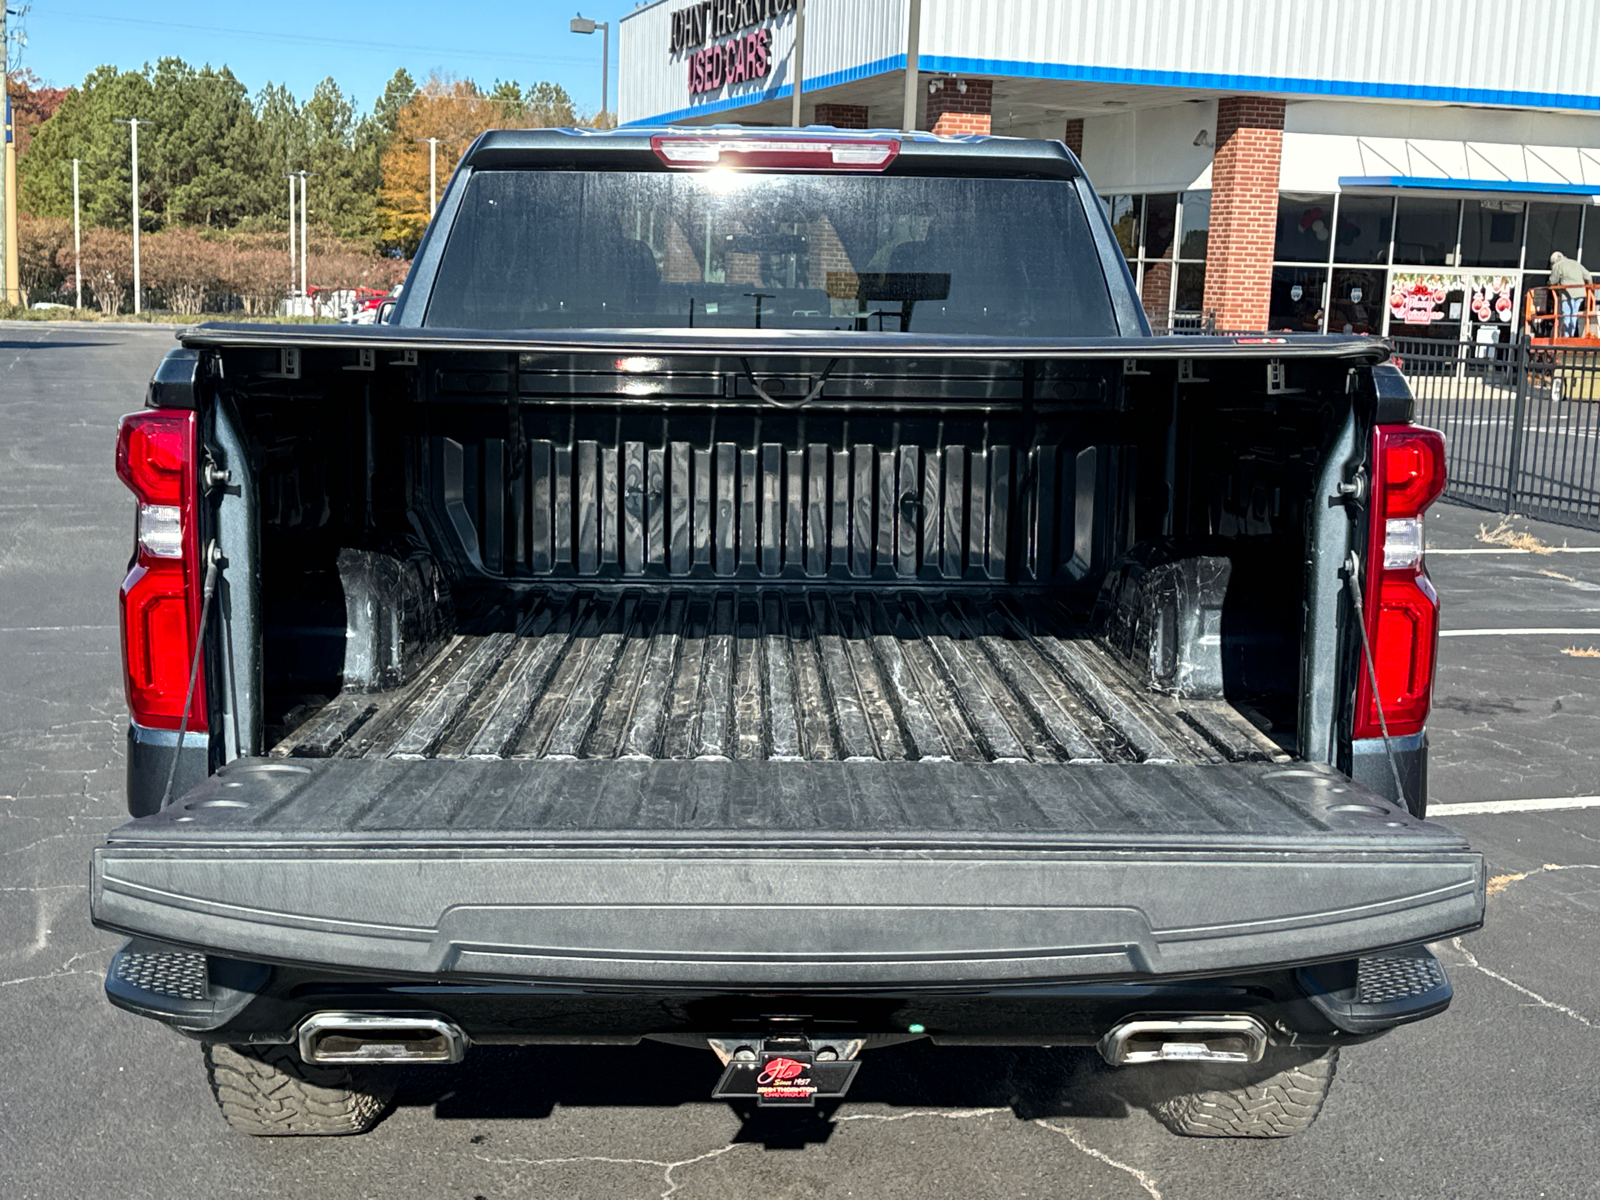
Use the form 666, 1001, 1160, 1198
1079, 103, 1217, 194
622, 0, 1600, 124
1278, 102, 1600, 191
913, 0, 1598, 111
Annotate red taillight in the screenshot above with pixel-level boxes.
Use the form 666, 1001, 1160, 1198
116, 411, 206, 731
1353, 425, 1447, 740
651, 135, 900, 172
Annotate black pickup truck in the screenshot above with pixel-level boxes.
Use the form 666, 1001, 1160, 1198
94, 127, 1482, 1139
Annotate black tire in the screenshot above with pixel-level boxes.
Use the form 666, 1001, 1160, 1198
203, 1043, 395, 1137
1153, 1045, 1339, 1139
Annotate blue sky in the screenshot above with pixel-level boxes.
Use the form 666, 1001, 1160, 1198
14, 0, 625, 115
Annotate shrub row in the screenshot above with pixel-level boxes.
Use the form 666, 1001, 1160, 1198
17, 216, 408, 315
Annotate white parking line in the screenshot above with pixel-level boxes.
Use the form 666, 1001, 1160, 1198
1429, 547, 1600, 555
1439, 627, 1600, 637
1429, 796, 1600, 816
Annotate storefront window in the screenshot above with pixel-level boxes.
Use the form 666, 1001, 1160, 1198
1582, 213, 1600, 272
1175, 262, 1206, 315
1333, 196, 1394, 265
1269, 266, 1327, 331
1275, 193, 1336, 263
1521, 272, 1559, 339
1459, 200, 1525, 269
1107, 195, 1140, 261
1178, 192, 1210, 259
1526, 203, 1583, 268
1329, 269, 1385, 335
1394, 198, 1460, 266
1144, 194, 1178, 260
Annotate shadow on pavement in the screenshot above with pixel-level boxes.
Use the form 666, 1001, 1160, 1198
389, 1040, 1161, 1148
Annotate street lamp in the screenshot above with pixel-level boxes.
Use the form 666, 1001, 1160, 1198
114, 118, 152, 314
570, 14, 610, 126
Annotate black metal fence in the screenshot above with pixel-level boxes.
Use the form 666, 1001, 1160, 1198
1393, 337, 1600, 531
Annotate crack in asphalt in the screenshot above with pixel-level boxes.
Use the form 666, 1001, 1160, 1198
1034, 1120, 1164, 1199
1452, 937, 1597, 1029
475, 1107, 1163, 1199
836, 1106, 1008, 1124
474, 1141, 745, 1200
0, 950, 99, 990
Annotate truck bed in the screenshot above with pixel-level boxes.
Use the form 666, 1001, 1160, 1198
274, 589, 1285, 766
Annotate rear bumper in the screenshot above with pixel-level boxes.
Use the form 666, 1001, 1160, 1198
103, 939, 1456, 1046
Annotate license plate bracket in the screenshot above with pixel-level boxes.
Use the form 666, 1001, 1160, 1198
711, 1039, 860, 1107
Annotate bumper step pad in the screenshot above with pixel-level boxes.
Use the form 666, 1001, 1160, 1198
1298, 944, 1454, 1032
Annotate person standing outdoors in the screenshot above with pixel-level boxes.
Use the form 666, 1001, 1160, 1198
1549, 251, 1593, 337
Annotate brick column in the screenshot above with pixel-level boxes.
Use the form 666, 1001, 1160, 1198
1201, 96, 1285, 331
1140, 261, 1173, 328
925, 78, 992, 136
1063, 118, 1084, 157
813, 103, 869, 130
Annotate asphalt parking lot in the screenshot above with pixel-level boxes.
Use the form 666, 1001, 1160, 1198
3, 320, 1598, 1200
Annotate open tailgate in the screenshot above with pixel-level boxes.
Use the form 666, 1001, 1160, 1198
92, 758, 1484, 988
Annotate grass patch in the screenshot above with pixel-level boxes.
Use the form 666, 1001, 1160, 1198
1, 304, 340, 325
1477, 517, 1556, 555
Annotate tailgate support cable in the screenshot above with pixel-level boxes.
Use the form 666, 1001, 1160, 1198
740, 358, 838, 408
159, 540, 222, 810
1343, 551, 1409, 811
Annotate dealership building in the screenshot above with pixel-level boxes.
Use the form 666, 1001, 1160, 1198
617, 0, 1600, 336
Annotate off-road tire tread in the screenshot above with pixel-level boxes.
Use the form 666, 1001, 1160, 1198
1155, 1046, 1339, 1139
204, 1043, 394, 1136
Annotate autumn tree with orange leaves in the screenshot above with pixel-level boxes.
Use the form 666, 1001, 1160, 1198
376, 76, 582, 254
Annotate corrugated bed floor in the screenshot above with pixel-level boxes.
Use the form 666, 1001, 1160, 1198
273, 590, 1289, 767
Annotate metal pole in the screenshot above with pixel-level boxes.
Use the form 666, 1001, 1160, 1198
3, 88, 18, 306
789, 0, 806, 128
0, 1, 9, 305
1505, 336, 1531, 514
287, 174, 297, 295
601, 21, 610, 125
901, 0, 922, 131
429, 139, 437, 217
72, 160, 82, 310
129, 121, 143, 314
299, 173, 310, 309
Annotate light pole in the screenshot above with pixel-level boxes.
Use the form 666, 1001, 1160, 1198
114, 119, 152, 314
287, 173, 298, 296
570, 15, 610, 126
71, 159, 82, 310
3, 87, 18, 306
789, 0, 806, 128
1, 3, 12, 307
297, 171, 313, 310
415, 137, 439, 217
901, 0, 922, 132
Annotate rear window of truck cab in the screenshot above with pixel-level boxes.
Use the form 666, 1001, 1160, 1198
424, 169, 1118, 337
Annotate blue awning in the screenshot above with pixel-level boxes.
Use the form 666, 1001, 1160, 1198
1339, 175, 1600, 198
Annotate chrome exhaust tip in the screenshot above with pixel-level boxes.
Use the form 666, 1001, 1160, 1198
297, 1013, 467, 1065
1097, 1016, 1268, 1066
